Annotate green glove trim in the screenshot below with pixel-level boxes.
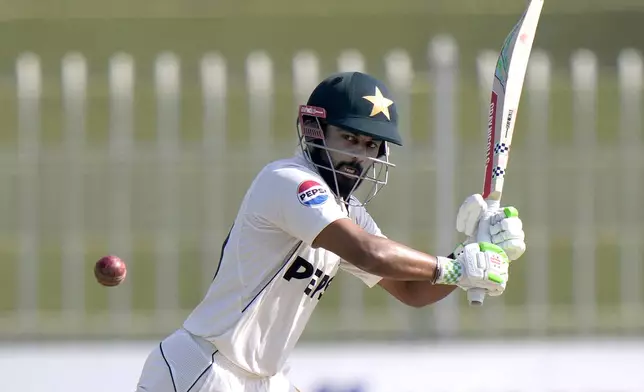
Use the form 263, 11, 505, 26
479, 242, 509, 264
487, 273, 505, 284
504, 206, 519, 218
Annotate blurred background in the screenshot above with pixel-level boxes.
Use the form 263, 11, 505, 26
1, 0, 644, 391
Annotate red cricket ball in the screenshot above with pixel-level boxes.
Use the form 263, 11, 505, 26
94, 255, 127, 287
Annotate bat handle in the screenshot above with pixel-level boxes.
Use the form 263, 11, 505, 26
467, 199, 501, 306
467, 288, 486, 306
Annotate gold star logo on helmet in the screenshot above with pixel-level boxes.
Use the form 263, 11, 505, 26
362, 87, 394, 121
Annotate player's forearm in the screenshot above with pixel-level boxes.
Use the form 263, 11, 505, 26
359, 235, 440, 281
403, 281, 458, 307
402, 252, 459, 305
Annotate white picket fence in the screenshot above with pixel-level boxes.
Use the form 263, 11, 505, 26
4, 35, 644, 338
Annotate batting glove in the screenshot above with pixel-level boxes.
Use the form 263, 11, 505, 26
434, 242, 510, 296
455, 194, 526, 261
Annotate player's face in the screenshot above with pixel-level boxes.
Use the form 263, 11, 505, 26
321, 125, 382, 195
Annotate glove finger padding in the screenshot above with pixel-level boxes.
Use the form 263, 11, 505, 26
491, 224, 525, 243
456, 194, 487, 237
490, 216, 523, 236
490, 216, 525, 260
494, 239, 526, 261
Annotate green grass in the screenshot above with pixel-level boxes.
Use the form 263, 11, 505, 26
0, 0, 642, 20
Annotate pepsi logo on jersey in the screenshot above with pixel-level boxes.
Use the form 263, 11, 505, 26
297, 180, 329, 207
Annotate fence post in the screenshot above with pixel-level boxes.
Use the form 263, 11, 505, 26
108, 52, 135, 330
571, 49, 598, 334
16, 53, 42, 332
201, 53, 228, 292
155, 52, 181, 326
292, 50, 320, 108
246, 51, 274, 171
61, 52, 87, 329
617, 48, 643, 330
429, 35, 460, 337
526, 49, 551, 336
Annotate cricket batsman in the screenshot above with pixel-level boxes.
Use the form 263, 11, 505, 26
135, 71, 526, 391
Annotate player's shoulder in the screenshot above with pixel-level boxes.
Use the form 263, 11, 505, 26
264, 155, 316, 174
348, 197, 368, 221
249, 155, 333, 205
257, 155, 324, 186
348, 200, 382, 236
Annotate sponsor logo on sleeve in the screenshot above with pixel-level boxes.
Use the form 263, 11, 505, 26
297, 180, 329, 207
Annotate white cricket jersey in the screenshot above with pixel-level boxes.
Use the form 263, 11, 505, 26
183, 152, 385, 377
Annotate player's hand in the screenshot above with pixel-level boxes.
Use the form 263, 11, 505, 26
456, 194, 487, 238
455, 194, 526, 261
435, 242, 509, 296
488, 207, 525, 261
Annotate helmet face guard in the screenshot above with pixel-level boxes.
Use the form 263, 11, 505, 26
296, 105, 395, 207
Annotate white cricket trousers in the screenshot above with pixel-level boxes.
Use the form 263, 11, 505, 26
135, 328, 300, 392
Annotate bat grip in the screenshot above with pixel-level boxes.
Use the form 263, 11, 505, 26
467, 199, 501, 306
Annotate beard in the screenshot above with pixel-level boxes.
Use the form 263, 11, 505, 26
310, 147, 364, 200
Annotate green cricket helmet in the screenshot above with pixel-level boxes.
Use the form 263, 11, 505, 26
296, 71, 403, 206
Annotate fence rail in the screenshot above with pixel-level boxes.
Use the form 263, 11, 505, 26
1, 35, 643, 340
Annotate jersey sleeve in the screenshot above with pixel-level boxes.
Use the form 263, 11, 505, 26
251, 165, 349, 246
339, 206, 386, 288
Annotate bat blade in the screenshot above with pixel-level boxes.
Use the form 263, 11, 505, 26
468, 0, 544, 306
483, 0, 544, 202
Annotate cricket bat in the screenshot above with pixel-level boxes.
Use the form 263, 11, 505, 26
467, 0, 544, 306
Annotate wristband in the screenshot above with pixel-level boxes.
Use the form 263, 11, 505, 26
431, 259, 441, 285
434, 256, 462, 285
